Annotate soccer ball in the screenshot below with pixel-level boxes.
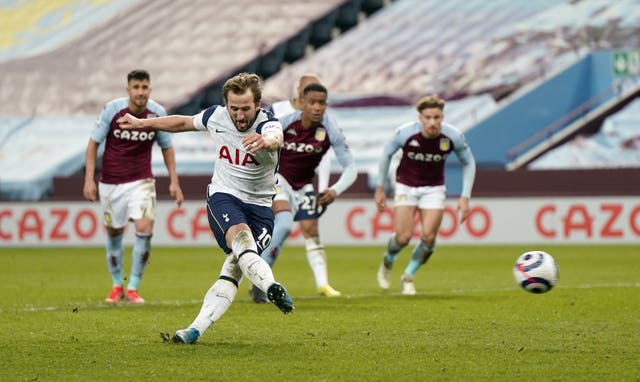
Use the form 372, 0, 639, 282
513, 250, 559, 294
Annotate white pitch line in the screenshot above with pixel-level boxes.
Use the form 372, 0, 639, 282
2, 282, 638, 314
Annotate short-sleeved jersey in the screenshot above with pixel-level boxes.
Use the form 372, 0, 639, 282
277, 110, 354, 190
90, 97, 170, 184
384, 121, 473, 188
193, 105, 282, 207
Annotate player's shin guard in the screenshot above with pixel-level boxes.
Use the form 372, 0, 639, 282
305, 237, 328, 288
106, 233, 124, 285
384, 233, 405, 264
128, 232, 152, 290
190, 278, 238, 335
404, 241, 435, 276
260, 210, 293, 267
233, 230, 275, 292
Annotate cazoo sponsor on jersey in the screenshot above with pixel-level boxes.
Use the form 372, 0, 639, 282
113, 129, 156, 141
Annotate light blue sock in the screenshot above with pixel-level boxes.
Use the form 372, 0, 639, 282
384, 234, 404, 264
106, 234, 124, 286
404, 241, 435, 276
128, 232, 152, 290
260, 210, 293, 267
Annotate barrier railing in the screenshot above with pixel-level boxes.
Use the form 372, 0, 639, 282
505, 82, 623, 162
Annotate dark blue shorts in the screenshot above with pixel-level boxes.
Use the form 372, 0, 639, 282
206, 192, 274, 254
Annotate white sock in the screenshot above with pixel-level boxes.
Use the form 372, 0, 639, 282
190, 279, 237, 335
306, 237, 328, 288
233, 230, 276, 292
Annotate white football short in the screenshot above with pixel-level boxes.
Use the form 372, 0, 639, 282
98, 178, 157, 228
393, 183, 446, 210
273, 173, 312, 216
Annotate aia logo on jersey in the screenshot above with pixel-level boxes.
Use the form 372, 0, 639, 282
219, 145, 260, 166
113, 129, 156, 141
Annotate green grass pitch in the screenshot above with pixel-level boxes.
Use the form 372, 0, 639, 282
1, 245, 638, 381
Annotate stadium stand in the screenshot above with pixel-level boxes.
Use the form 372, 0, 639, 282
530, 96, 640, 169
0, 0, 360, 117
464, 51, 639, 167
262, 0, 640, 104
262, 0, 567, 103
0, 0, 138, 63
0, 0, 393, 200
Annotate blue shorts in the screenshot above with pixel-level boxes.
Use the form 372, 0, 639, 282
206, 192, 274, 254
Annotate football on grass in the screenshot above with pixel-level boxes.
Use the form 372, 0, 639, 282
513, 250, 559, 294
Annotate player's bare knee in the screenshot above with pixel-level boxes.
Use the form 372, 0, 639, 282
421, 233, 437, 244
395, 233, 412, 247
233, 230, 253, 249
134, 219, 154, 234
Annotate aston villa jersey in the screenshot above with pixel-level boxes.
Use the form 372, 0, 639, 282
390, 122, 472, 187
277, 110, 353, 190
90, 97, 170, 184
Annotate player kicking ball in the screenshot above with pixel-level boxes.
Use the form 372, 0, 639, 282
118, 73, 293, 344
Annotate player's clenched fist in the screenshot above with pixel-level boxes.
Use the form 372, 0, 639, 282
117, 113, 142, 129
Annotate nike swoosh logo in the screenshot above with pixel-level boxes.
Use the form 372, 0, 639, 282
215, 129, 225, 133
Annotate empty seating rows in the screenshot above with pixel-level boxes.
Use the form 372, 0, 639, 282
0, 0, 138, 62
262, 0, 639, 104
0, 0, 347, 117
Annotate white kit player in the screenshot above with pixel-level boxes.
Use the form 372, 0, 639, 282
83, 69, 183, 305
118, 72, 294, 344
251, 82, 357, 302
374, 94, 476, 295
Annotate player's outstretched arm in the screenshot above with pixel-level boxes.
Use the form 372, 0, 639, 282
118, 113, 195, 132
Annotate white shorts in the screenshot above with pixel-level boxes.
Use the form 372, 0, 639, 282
393, 183, 446, 210
273, 174, 312, 217
98, 178, 157, 229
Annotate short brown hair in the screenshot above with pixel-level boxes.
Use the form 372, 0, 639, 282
416, 94, 445, 112
222, 72, 262, 103
127, 69, 150, 82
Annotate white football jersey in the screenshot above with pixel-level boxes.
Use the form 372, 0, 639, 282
193, 105, 282, 207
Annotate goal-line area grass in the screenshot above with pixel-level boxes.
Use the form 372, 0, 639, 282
1, 245, 638, 381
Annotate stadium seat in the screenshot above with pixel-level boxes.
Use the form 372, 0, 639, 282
0, 0, 348, 117
309, 9, 339, 48
336, 0, 363, 31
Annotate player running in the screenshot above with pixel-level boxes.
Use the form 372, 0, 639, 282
251, 82, 357, 302
374, 94, 476, 295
